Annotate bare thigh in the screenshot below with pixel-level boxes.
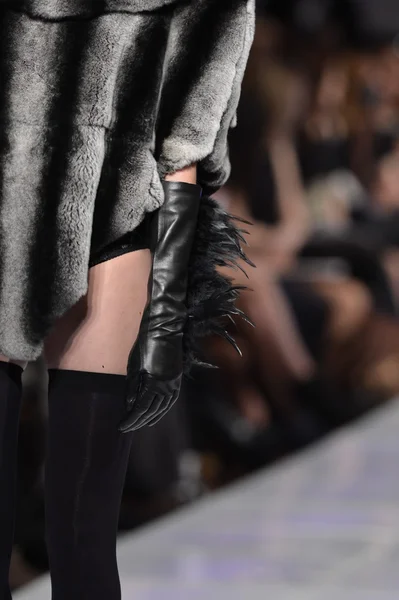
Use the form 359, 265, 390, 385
44, 249, 151, 375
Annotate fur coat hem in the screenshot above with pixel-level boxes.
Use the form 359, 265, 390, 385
0, 0, 255, 360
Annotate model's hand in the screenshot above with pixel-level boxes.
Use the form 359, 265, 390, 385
118, 181, 202, 433
125, 374, 181, 429
119, 316, 184, 431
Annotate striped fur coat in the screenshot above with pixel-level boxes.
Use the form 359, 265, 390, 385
0, 0, 255, 362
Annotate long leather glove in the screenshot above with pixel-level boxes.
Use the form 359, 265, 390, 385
119, 181, 202, 433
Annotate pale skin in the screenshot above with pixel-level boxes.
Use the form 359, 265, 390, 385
0, 165, 197, 373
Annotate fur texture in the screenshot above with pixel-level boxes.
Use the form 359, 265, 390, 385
0, 0, 180, 19
0, 0, 254, 360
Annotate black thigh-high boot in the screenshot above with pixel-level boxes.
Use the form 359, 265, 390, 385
45, 370, 133, 600
0, 363, 23, 600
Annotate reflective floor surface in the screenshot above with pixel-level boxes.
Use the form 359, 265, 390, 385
15, 401, 399, 599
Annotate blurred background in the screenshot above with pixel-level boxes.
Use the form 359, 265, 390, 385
10, 0, 399, 591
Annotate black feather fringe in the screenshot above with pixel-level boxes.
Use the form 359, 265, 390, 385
183, 195, 253, 375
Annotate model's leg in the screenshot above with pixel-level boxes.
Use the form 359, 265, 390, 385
43, 166, 196, 599
0, 361, 24, 600
43, 249, 151, 600
45, 248, 152, 375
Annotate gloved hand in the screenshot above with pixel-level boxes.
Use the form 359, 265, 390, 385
119, 181, 202, 432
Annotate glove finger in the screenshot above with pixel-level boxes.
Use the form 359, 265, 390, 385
147, 391, 179, 428
132, 394, 167, 430
147, 394, 178, 428
130, 394, 165, 431
118, 389, 155, 433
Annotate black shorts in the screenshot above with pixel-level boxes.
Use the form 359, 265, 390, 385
89, 216, 151, 268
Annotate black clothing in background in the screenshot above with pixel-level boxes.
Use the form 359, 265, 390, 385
281, 280, 329, 359
298, 137, 351, 183
261, 0, 399, 47
298, 132, 396, 185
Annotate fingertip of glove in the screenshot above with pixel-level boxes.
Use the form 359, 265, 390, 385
118, 415, 136, 433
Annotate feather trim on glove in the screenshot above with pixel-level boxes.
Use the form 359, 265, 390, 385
184, 195, 254, 374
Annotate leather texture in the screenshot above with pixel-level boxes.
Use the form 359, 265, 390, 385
119, 181, 202, 432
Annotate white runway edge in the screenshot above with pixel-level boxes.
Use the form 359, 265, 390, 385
15, 400, 399, 600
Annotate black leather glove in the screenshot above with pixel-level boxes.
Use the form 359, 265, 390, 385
119, 181, 202, 433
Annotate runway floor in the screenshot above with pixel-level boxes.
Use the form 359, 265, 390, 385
15, 401, 399, 599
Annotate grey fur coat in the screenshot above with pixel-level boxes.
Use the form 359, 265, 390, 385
0, 0, 255, 361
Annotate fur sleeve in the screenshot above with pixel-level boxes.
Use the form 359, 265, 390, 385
157, 0, 255, 194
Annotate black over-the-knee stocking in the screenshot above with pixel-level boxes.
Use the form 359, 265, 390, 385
45, 370, 133, 600
0, 363, 23, 600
